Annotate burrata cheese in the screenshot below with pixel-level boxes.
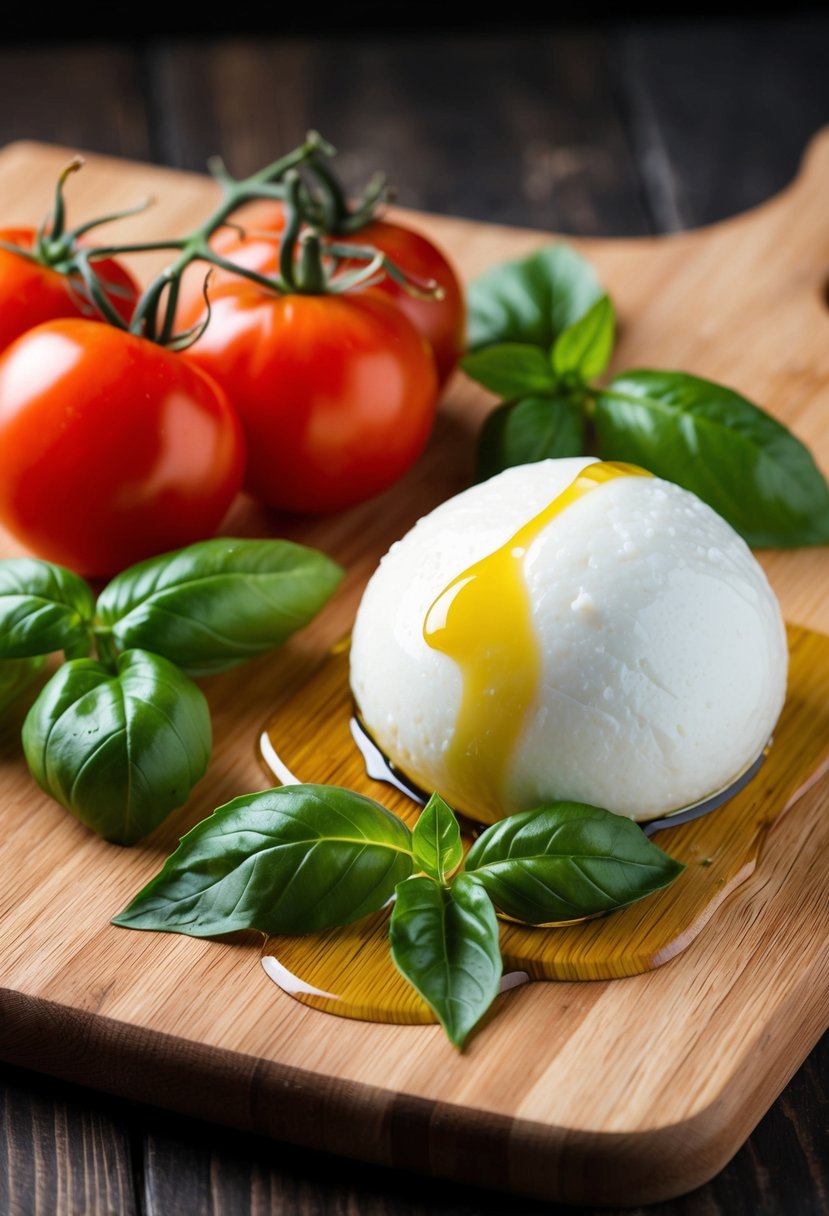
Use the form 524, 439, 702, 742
350, 457, 787, 823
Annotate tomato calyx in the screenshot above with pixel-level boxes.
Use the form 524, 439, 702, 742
299, 148, 393, 236
277, 171, 443, 302
0, 158, 149, 317
77, 132, 334, 349
78, 135, 442, 349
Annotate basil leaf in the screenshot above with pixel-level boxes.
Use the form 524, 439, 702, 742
97, 538, 344, 675
595, 371, 829, 548
464, 802, 683, 924
467, 244, 604, 353
476, 396, 586, 482
113, 785, 413, 936
389, 873, 502, 1048
461, 343, 556, 398
412, 793, 463, 883
551, 294, 615, 380
22, 650, 211, 845
0, 656, 46, 715
0, 559, 94, 660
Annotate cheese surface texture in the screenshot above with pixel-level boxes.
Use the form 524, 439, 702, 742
350, 458, 787, 823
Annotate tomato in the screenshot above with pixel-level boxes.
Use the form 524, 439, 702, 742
177, 202, 465, 384
0, 319, 245, 577
0, 229, 138, 352
184, 283, 438, 515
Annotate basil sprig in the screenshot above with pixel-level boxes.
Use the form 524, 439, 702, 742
0, 539, 343, 844
463, 245, 829, 548
115, 788, 683, 1047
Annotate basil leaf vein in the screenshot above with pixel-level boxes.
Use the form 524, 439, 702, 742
551, 293, 615, 380
412, 793, 463, 883
464, 802, 684, 924
389, 873, 502, 1048
23, 650, 211, 845
461, 342, 556, 397
112, 785, 414, 936
97, 538, 344, 674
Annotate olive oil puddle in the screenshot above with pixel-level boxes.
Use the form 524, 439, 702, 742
259, 626, 829, 1026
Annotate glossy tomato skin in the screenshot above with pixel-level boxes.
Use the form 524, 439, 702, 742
0, 319, 245, 577
177, 202, 465, 384
345, 218, 465, 385
185, 286, 438, 515
0, 228, 138, 352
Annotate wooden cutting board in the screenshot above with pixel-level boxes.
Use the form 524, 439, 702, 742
1, 138, 828, 1208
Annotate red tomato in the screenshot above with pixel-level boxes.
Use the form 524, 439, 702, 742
0, 319, 245, 577
177, 202, 465, 384
0, 228, 138, 352
184, 284, 438, 515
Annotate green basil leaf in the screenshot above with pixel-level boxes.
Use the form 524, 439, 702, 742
0, 559, 94, 660
476, 396, 586, 482
96, 538, 344, 675
113, 784, 413, 936
464, 802, 684, 924
461, 343, 556, 398
0, 656, 46, 715
551, 294, 615, 380
467, 244, 604, 353
389, 873, 502, 1048
595, 370, 829, 548
22, 650, 211, 845
412, 793, 463, 883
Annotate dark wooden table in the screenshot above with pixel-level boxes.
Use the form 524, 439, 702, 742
1, 19, 827, 1216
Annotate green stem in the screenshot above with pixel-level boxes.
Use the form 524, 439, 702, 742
74, 252, 130, 329
69, 196, 156, 242
296, 232, 326, 294
86, 240, 186, 259
0, 238, 37, 263
127, 133, 327, 338
305, 157, 390, 235
202, 250, 283, 294
337, 172, 390, 233
278, 172, 305, 291
159, 274, 181, 346
36, 157, 84, 259
94, 629, 119, 668
306, 154, 349, 231
326, 241, 443, 300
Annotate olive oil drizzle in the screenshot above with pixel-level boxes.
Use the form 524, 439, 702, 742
422, 461, 647, 821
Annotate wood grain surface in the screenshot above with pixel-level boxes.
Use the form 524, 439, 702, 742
0, 130, 828, 1209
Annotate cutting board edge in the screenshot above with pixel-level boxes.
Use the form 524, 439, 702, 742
1, 967, 825, 1208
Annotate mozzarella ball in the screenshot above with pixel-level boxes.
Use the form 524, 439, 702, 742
350, 458, 787, 822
